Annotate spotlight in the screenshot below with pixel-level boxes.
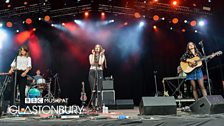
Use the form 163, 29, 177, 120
5, 0, 10, 3
25, 18, 32, 24
161, 17, 165, 20
139, 21, 145, 27
190, 20, 197, 27
6, 21, 13, 28
16, 30, 20, 33
172, 18, 179, 24
0, 23, 3, 27
153, 15, 159, 21
195, 30, 198, 33
44, 15, 51, 22
153, 25, 157, 29
84, 11, 89, 17
184, 20, 188, 23
172, 1, 178, 6
170, 27, 173, 30
198, 20, 205, 27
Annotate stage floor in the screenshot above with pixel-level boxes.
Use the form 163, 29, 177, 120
1, 107, 224, 126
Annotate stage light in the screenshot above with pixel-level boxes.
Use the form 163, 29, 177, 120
172, 18, 179, 24
190, 20, 197, 27
38, 18, 42, 21
170, 27, 173, 30
62, 23, 65, 26
172, 1, 178, 6
5, 0, 10, 3
181, 29, 186, 32
101, 12, 105, 16
153, 15, 160, 21
84, 11, 89, 17
0, 23, 3, 27
44, 15, 51, 22
7, 4, 11, 8
24, 1, 28, 5
195, 30, 198, 33
161, 17, 165, 20
139, 21, 145, 27
184, 20, 188, 23
198, 20, 205, 27
33, 28, 36, 31
101, 12, 106, 20
16, 30, 20, 33
153, 25, 157, 29
124, 22, 128, 26
6, 21, 13, 28
154, 0, 158, 2
134, 12, 141, 18
109, 19, 114, 23
26, 18, 32, 24
0, 29, 7, 49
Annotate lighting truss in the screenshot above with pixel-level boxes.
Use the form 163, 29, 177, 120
134, 2, 212, 17
98, 2, 212, 19
49, 4, 91, 18
0, 3, 51, 18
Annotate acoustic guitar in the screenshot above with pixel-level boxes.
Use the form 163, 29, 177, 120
180, 51, 222, 73
80, 81, 87, 104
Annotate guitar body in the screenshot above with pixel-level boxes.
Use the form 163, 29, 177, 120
180, 56, 202, 73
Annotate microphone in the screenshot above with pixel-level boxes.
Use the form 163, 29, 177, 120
199, 40, 203, 45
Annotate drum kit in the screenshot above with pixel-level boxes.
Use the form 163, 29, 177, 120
26, 76, 54, 99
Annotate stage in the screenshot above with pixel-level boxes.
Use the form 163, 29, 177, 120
1, 106, 224, 126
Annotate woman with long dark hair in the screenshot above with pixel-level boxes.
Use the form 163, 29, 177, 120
180, 42, 207, 100
8, 45, 32, 111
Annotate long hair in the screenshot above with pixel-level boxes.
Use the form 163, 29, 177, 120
186, 42, 200, 56
94, 44, 107, 69
18, 45, 30, 57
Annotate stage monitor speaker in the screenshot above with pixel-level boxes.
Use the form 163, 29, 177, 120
102, 90, 115, 105
139, 96, 177, 115
190, 95, 224, 114
102, 80, 114, 90
116, 99, 134, 109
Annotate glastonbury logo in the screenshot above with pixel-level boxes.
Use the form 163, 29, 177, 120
8, 98, 83, 115
8, 105, 84, 115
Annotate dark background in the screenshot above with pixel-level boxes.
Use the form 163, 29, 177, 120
0, 0, 223, 105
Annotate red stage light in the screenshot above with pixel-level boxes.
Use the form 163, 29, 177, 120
134, 12, 141, 18
44, 15, 51, 22
26, 18, 32, 24
6, 21, 13, 28
172, 18, 179, 24
101, 12, 105, 16
153, 15, 159, 21
190, 20, 197, 27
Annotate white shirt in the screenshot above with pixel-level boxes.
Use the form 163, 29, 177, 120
11, 56, 32, 71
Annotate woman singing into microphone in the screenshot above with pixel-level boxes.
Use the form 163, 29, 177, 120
88, 44, 106, 111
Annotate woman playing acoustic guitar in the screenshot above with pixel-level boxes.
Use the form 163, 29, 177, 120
180, 42, 207, 100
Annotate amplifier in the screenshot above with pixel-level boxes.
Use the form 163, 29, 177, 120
102, 80, 114, 90
102, 90, 115, 105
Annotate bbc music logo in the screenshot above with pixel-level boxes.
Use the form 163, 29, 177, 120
25, 98, 68, 104
25, 98, 44, 104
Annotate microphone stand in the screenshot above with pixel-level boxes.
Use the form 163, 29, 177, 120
154, 71, 158, 97
200, 41, 212, 95
13, 56, 18, 105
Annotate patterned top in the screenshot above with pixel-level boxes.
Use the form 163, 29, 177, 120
11, 56, 32, 71
180, 51, 202, 62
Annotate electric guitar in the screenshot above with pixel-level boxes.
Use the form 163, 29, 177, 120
180, 51, 222, 73
80, 81, 87, 103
